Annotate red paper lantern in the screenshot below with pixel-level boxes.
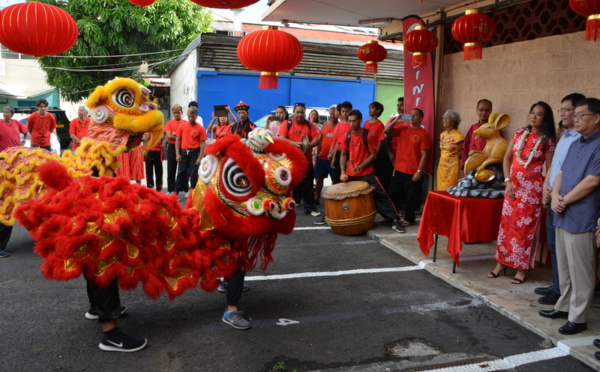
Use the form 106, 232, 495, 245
237, 26, 303, 89
570, 0, 600, 41
357, 40, 387, 74
129, 0, 157, 6
189, 0, 259, 9
404, 25, 438, 67
0, 2, 78, 57
451, 9, 495, 60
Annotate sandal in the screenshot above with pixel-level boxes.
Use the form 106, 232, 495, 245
487, 266, 507, 278
511, 270, 528, 284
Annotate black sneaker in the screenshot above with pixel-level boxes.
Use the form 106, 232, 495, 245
392, 221, 405, 233
314, 215, 327, 225
99, 328, 147, 352
86, 306, 128, 320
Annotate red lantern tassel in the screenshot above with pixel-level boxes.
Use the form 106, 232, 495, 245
259, 72, 278, 89
412, 52, 428, 67
586, 15, 600, 41
463, 42, 483, 60
364, 61, 378, 74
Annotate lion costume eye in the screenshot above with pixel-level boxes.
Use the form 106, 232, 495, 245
274, 166, 292, 186
222, 158, 253, 197
113, 88, 135, 108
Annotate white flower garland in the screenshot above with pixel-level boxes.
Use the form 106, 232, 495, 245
515, 128, 545, 168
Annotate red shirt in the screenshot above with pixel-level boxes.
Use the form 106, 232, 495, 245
332, 121, 351, 147
176, 122, 207, 149
278, 119, 320, 162
318, 121, 336, 160
27, 112, 57, 147
69, 117, 90, 150
0, 119, 26, 150
363, 119, 385, 141
164, 119, 187, 144
215, 124, 232, 140
392, 125, 431, 174
339, 129, 378, 177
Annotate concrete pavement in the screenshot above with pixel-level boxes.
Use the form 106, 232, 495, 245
364, 219, 600, 371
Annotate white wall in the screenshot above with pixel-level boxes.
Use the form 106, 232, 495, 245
169, 49, 198, 119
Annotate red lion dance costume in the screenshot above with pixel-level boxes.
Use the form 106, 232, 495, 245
2, 78, 308, 300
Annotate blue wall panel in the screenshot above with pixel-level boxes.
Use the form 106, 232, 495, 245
196, 71, 377, 128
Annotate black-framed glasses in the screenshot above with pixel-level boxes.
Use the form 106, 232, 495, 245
573, 113, 594, 120
557, 108, 574, 113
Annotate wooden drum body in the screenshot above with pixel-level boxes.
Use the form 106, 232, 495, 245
322, 181, 376, 235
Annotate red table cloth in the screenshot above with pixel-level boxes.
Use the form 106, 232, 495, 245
417, 191, 504, 266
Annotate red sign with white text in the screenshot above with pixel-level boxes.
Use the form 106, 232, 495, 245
402, 15, 435, 174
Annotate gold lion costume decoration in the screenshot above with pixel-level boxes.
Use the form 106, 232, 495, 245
5, 77, 308, 299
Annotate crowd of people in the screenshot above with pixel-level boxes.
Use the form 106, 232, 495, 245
1, 93, 599, 355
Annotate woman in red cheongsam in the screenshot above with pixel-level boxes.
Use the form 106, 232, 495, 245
487, 101, 556, 284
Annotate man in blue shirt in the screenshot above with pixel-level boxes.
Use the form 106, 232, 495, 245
536, 93, 585, 305
539, 98, 600, 335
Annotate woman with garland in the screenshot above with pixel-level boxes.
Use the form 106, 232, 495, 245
488, 101, 556, 284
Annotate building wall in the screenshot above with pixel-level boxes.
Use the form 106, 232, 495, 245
438, 30, 600, 142
169, 49, 198, 120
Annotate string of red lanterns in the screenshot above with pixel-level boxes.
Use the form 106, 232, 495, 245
404, 25, 438, 67
451, 9, 495, 60
357, 40, 388, 74
0, 2, 79, 57
570, 0, 600, 41
189, 0, 259, 9
237, 26, 303, 89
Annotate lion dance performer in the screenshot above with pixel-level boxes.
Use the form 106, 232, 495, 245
4, 78, 308, 352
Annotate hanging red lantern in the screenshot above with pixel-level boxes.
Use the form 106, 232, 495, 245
237, 26, 303, 89
188, 0, 259, 9
451, 9, 495, 60
357, 41, 387, 74
403, 26, 438, 67
129, 0, 157, 6
570, 0, 600, 41
0, 2, 78, 57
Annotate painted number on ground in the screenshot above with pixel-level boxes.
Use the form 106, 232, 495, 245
276, 318, 299, 326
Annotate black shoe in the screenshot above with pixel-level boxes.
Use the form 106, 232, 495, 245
99, 327, 147, 352
314, 215, 327, 225
595, 351, 600, 361
539, 309, 569, 319
534, 285, 554, 296
538, 292, 560, 305
593, 339, 600, 348
558, 321, 587, 335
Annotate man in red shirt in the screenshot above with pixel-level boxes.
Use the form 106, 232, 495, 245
365, 101, 393, 194
164, 104, 187, 194
315, 105, 339, 202
27, 99, 57, 151
461, 99, 493, 168
69, 105, 91, 151
278, 102, 321, 216
329, 101, 352, 183
0, 105, 28, 258
340, 110, 400, 231
384, 108, 431, 232
175, 107, 207, 197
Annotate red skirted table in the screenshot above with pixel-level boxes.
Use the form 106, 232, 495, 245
417, 191, 504, 272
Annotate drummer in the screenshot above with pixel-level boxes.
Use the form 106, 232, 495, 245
339, 109, 404, 233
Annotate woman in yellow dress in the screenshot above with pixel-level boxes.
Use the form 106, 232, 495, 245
436, 110, 465, 191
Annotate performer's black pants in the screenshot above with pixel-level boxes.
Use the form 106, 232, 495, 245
85, 276, 122, 323
166, 143, 178, 193
374, 145, 393, 194
348, 173, 398, 222
333, 151, 342, 185
293, 163, 317, 214
227, 269, 246, 307
145, 149, 163, 191
175, 148, 200, 193
389, 170, 424, 223
0, 222, 13, 251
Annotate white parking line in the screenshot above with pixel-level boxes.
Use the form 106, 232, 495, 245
246, 266, 423, 281
419, 347, 568, 372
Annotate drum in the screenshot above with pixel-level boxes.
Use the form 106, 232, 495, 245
322, 181, 376, 235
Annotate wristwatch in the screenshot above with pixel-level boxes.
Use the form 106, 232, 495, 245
504, 177, 511, 182
417, 170, 422, 173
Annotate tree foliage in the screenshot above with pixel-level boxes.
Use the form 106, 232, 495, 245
34, 0, 213, 102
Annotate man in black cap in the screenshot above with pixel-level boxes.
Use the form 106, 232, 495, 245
232, 102, 256, 139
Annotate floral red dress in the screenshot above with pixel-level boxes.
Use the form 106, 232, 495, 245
495, 128, 556, 270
